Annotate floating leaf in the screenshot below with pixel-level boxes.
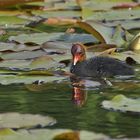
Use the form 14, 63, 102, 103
41, 41, 72, 50
0, 113, 56, 129
0, 60, 31, 70
78, 0, 131, 11
20, 70, 54, 76
129, 33, 140, 51
77, 21, 106, 43
0, 75, 66, 85
58, 33, 98, 43
51, 54, 71, 63
0, 128, 15, 136
30, 55, 64, 70
102, 94, 140, 113
103, 19, 140, 30
98, 48, 117, 55
77, 20, 131, 47
85, 9, 140, 21
1, 50, 46, 60
0, 16, 28, 27
110, 51, 140, 64
9, 33, 98, 45
33, 10, 81, 19
0, 43, 40, 52
0, 129, 111, 140
0, 55, 67, 71
9, 33, 61, 45
111, 24, 126, 47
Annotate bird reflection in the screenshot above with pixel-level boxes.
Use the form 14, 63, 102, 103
72, 86, 87, 107
71, 75, 112, 107
25, 74, 112, 107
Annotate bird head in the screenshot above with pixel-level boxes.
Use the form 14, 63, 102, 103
71, 43, 86, 65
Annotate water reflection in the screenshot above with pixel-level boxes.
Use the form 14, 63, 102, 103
71, 76, 112, 107
0, 76, 139, 138
72, 87, 87, 107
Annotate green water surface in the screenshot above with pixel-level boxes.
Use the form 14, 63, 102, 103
0, 76, 140, 138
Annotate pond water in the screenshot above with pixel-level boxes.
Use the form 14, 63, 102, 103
0, 70, 140, 138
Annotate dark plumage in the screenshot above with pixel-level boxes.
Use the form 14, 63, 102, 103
70, 43, 134, 78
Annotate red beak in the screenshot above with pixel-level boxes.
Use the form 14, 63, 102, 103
73, 54, 80, 65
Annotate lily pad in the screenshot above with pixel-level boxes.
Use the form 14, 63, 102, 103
1, 50, 46, 60
129, 32, 140, 51
0, 55, 66, 71
110, 51, 140, 64
0, 128, 16, 136
33, 10, 81, 19
0, 75, 66, 85
30, 55, 65, 70
0, 129, 111, 140
77, 21, 106, 43
102, 94, 140, 113
9, 33, 61, 45
78, 0, 133, 12
77, 20, 133, 46
41, 41, 72, 50
58, 33, 98, 43
0, 60, 31, 70
9, 32, 98, 45
85, 9, 140, 21
0, 16, 28, 27
0, 112, 56, 129
0, 43, 40, 52
103, 19, 140, 30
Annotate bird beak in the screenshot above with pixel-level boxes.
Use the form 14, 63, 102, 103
73, 55, 80, 65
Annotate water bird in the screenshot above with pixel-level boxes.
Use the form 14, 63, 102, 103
70, 43, 134, 78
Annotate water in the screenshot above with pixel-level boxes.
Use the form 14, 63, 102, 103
0, 75, 140, 138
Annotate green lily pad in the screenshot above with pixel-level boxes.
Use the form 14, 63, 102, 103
30, 55, 64, 70
0, 112, 56, 129
52, 54, 71, 63
86, 9, 140, 21
0, 60, 31, 70
81, 3, 111, 14
41, 41, 72, 50
79, 0, 133, 12
1, 50, 46, 60
102, 94, 140, 113
0, 74, 66, 85
58, 33, 98, 43
9, 33, 61, 45
0, 55, 66, 71
0, 129, 111, 140
129, 32, 140, 51
0, 43, 40, 52
9, 33, 98, 45
110, 51, 140, 64
0, 16, 28, 27
33, 10, 81, 19
103, 19, 140, 30
0, 11, 24, 16
78, 20, 134, 47
0, 129, 16, 136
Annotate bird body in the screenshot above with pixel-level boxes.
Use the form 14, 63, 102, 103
71, 56, 134, 77
70, 43, 134, 78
